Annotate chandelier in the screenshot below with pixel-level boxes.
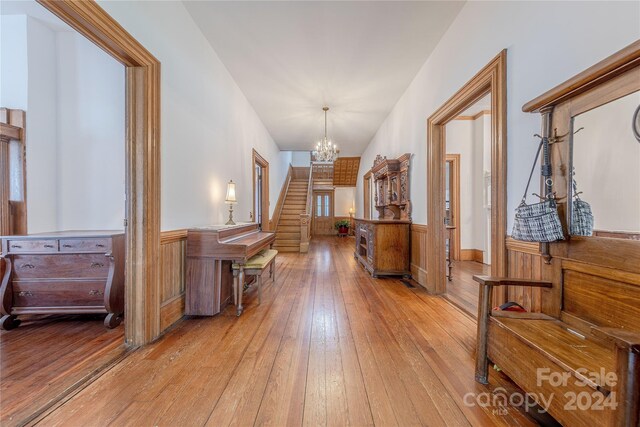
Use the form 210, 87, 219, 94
313, 106, 338, 162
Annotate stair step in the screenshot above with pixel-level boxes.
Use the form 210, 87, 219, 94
277, 225, 299, 232
273, 246, 299, 253
274, 239, 301, 246
276, 232, 300, 240
281, 214, 301, 220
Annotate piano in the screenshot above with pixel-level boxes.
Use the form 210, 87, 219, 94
185, 223, 275, 316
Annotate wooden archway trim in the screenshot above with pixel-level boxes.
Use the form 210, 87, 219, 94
37, 0, 161, 346
426, 50, 507, 298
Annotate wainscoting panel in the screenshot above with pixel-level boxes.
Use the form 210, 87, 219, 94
505, 238, 544, 312
410, 224, 428, 289
159, 230, 187, 331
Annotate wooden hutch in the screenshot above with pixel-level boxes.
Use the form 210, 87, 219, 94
354, 154, 411, 278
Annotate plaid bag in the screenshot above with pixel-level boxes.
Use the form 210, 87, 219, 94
570, 172, 593, 236
511, 138, 565, 242
513, 199, 564, 242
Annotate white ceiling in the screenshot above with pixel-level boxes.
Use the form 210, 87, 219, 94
184, 1, 465, 155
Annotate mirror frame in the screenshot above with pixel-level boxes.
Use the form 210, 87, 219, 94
567, 90, 640, 237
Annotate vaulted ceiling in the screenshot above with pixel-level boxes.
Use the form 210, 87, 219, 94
184, 1, 465, 155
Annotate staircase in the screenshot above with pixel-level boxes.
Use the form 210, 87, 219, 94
273, 177, 309, 252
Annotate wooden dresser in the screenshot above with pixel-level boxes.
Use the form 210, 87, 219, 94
354, 219, 411, 278
0, 231, 125, 330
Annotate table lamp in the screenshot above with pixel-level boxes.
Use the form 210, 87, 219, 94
225, 180, 237, 225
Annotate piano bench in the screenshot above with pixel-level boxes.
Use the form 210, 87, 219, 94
232, 249, 278, 316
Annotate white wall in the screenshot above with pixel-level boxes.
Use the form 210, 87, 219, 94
0, 15, 28, 110
356, 1, 640, 233
573, 91, 640, 233
25, 17, 59, 233
56, 32, 125, 231
291, 151, 311, 167
98, 1, 291, 230
1, 15, 125, 233
334, 187, 355, 217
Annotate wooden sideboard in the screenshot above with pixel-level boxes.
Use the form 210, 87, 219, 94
354, 219, 411, 278
0, 231, 125, 330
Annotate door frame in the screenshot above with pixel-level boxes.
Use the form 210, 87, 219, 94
363, 171, 372, 219
38, 0, 161, 346
312, 189, 335, 235
445, 154, 461, 261
427, 50, 507, 299
252, 149, 269, 231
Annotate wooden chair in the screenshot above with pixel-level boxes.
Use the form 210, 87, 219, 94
232, 249, 277, 316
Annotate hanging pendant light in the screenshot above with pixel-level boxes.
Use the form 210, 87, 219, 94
312, 106, 338, 163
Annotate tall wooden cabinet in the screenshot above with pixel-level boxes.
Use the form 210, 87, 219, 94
372, 153, 412, 220
355, 153, 413, 279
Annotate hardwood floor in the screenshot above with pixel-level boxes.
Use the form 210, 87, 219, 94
31, 237, 536, 426
445, 260, 489, 316
0, 314, 126, 426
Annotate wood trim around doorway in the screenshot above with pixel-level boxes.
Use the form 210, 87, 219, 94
37, 0, 161, 346
363, 171, 372, 219
426, 50, 507, 299
252, 149, 270, 231
445, 154, 461, 261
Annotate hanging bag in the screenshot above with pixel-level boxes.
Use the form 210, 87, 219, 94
511, 138, 565, 242
570, 168, 594, 236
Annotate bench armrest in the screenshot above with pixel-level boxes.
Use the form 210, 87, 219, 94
591, 326, 640, 351
473, 275, 553, 288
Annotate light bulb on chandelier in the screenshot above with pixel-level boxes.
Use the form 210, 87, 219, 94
312, 106, 338, 163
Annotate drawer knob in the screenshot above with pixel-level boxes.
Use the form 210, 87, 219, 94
91, 262, 104, 268
89, 289, 104, 296
11, 245, 22, 249
96, 244, 105, 248
18, 291, 34, 297
63, 244, 73, 248
20, 263, 35, 269
44, 244, 55, 248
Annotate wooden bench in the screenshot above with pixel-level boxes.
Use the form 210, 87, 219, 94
474, 271, 640, 426
232, 249, 277, 316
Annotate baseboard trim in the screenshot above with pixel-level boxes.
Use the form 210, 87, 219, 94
460, 249, 484, 263
410, 263, 428, 289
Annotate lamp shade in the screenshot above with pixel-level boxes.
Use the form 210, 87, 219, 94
225, 180, 237, 203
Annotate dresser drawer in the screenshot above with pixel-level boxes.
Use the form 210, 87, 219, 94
12, 280, 107, 308
59, 239, 110, 253
12, 254, 111, 279
7, 239, 58, 253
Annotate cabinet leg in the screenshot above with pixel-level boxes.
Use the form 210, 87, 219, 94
0, 315, 21, 330
104, 313, 123, 329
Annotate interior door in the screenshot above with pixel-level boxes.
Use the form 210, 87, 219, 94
313, 190, 334, 235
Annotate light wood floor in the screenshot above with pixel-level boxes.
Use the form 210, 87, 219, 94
33, 237, 536, 426
445, 260, 490, 316
0, 314, 126, 426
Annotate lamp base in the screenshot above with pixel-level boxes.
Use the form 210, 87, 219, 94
226, 205, 236, 226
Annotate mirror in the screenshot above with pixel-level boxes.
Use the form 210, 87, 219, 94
569, 90, 640, 239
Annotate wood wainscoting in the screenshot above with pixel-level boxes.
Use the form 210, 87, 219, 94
505, 237, 544, 312
410, 224, 428, 288
159, 230, 187, 332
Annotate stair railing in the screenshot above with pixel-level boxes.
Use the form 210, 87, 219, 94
299, 164, 313, 253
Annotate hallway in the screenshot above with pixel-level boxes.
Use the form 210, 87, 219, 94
35, 237, 534, 426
